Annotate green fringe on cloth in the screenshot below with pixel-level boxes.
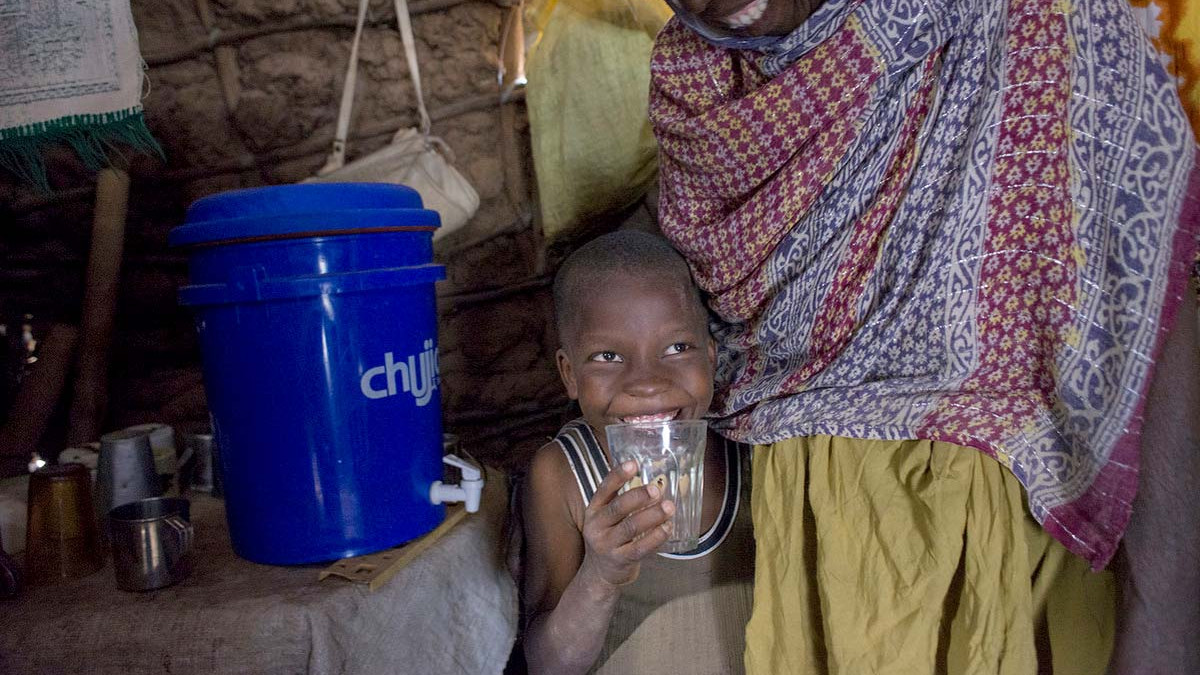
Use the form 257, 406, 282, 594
0, 108, 163, 191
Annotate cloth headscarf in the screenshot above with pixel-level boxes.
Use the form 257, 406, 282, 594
651, 0, 1200, 568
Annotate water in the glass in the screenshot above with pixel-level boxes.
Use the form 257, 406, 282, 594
605, 420, 708, 553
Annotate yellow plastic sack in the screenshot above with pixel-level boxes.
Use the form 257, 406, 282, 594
526, 0, 672, 243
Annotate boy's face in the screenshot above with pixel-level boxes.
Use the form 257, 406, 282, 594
556, 272, 716, 449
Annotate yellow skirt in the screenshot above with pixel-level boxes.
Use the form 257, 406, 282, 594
746, 436, 1115, 675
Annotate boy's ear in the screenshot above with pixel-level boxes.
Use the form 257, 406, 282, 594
706, 336, 717, 365
556, 348, 579, 400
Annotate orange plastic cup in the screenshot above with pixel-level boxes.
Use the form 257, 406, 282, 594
24, 464, 104, 585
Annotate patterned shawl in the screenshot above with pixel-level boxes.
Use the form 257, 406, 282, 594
650, 0, 1200, 569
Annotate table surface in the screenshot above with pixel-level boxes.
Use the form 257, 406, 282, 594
0, 476, 518, 675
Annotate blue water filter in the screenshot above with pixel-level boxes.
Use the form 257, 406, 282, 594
171, 183, 447, 564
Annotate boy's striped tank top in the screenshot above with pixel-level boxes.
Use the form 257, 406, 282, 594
552, 418, 756, 673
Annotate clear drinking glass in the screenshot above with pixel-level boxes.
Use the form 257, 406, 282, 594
605, 420, 707, 553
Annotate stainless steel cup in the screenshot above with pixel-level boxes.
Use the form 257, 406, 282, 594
209, 439, 224, 498
123, 423, 179, 496
179, 431, 214, 493
109, 497, 193, 592
0, 527, 21, 598
95, 429, 163, 541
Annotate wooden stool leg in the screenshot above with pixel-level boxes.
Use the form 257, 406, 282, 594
68, 167, 130, 445
0, 324, 80, 461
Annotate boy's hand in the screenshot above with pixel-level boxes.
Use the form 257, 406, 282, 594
579, 460, 675, 589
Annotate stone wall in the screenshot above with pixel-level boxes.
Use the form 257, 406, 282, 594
0, 0, 578, 474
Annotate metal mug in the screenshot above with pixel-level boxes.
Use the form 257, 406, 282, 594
209, 438, 224, 498
123, 423, 181, 496
24, 464, 104, 585
95, 429, 163, 542
0, 528, 21, 599
178, 430, 214, 493
109, 497, 193, 592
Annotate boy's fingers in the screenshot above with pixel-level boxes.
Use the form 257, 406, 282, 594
596, 461, 637, 498
604, 499, 674, 551
595, 481, 662, 530
586, 461, 642, 518
609, 481, 662, 518
616, 509, 674, 560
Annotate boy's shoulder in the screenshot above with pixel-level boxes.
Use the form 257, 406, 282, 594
525, 437, 587, 530
529, 436, 568, 477
528, 418, 598, 480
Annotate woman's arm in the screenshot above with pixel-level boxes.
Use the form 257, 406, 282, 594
1109, 279, 1200, 674
521, 446, 674, 674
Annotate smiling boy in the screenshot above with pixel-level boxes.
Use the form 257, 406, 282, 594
521, 230, 755, 674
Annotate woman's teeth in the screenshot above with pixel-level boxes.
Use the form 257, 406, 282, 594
620, 410, 680, 424
720, 0, 768, 29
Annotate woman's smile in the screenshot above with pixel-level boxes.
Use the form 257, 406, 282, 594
719, 0, 769, 29
675, 0, 822, 37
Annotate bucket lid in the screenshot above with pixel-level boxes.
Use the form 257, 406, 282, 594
169, 183, 440, 247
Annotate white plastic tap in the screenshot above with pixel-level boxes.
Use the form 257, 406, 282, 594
429, 454, 484, 513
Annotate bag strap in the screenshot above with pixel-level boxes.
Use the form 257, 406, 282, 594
319, 0, 442, 175
394, 0, 432, 136
393, 0, 456, 160
320, 0, 370, 173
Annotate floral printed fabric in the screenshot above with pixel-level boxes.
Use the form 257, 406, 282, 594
650, 0, 1200, 569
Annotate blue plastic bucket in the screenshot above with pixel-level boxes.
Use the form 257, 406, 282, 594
171, 183, 446, 564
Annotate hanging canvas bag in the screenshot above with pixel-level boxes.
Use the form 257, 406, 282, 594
307, 0, 480, 239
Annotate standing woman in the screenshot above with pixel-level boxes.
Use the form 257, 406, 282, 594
650, 0, 1200, 673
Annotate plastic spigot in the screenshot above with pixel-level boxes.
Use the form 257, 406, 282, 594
429, 454, 484, 513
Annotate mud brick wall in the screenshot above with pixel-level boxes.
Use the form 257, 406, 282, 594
0, 0, 582, 474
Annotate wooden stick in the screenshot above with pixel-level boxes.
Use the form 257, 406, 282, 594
497, 1, 525, 99
159, 382, 208, 422
212, 49, 242, 111
67, 167, 131, 445
464, 404, 572, 442
0, 324, 80, 459
145, 0, 472, 66
437, 209, 533, 258
499, 103, 528, 214
496, 1, 528, 215
444, 398, 568, 426
194, 0, 242, 112
437, 273, 550, 308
